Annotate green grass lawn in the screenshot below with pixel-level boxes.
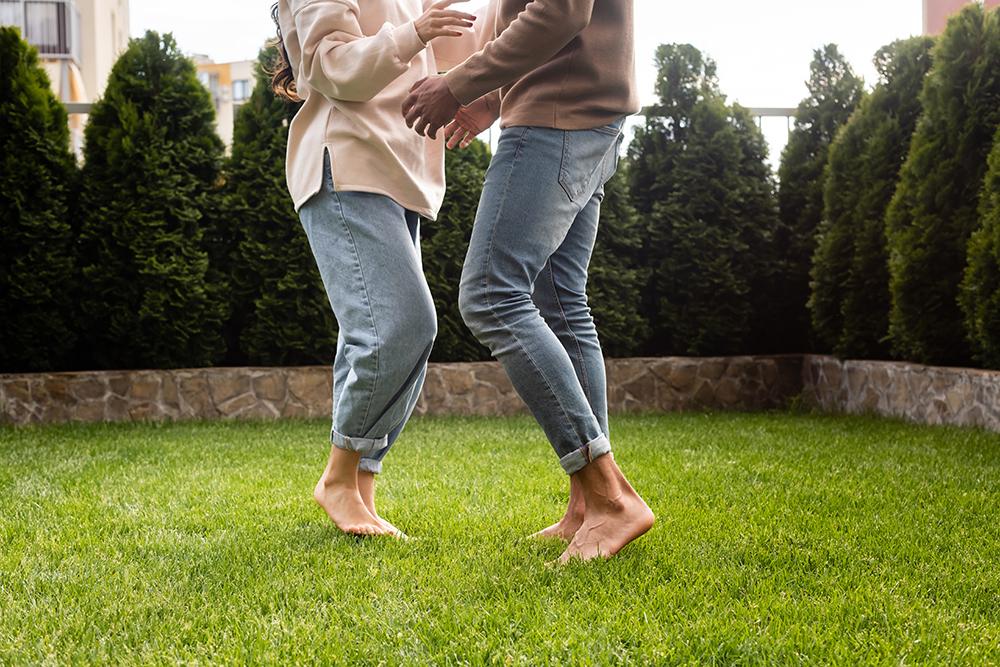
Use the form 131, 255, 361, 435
2, 413, 999, 665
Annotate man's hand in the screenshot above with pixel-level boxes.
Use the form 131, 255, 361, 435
443, 96, 500, 149
402, 76, 461, 139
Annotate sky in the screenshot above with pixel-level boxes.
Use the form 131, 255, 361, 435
130, 0, 925, 162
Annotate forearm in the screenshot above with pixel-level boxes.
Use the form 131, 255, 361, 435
444, 0, 595, 105
296, 1, 426, 103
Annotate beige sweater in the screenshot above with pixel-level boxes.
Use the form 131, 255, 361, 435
445, 0, 639, 130
278, 0, 491, 218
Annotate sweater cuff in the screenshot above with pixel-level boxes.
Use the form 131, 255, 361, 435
391, 21, 426, 63
444, 67, 481, 106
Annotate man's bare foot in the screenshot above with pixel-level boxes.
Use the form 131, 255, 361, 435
531, 475, 585, 541
558, 454, 654, 563
358, 470, 407, 538
313, 447, 390, 536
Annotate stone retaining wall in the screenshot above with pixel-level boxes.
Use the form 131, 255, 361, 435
801, 356, 1000, 431
0, 356, 803, 426
2, 356, 998, 433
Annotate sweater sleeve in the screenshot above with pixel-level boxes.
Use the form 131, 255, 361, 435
293, 0, 427, 103
443, 0, 596, 105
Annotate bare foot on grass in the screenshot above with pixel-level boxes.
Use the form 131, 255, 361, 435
531, 476, 585, 542
357, 470, 407, 538
558, 454, 654, 563
313, 447, 390, 537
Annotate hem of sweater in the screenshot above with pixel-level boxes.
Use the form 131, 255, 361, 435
328, 183, 440, 221
499, 108, 636, 131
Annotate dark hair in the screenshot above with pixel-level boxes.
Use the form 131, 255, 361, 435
270, 3, 300, 101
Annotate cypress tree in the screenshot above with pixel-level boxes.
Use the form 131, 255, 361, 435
628, 44, 779, 356
588, 167, 649, 358
886, 5, 1000, 365
960, 128, 1000, 369
423, 140, 492, 363
775, 44, 864, 352
221, 47, 337, 366
809, 37, 934, 358
0, 28, 78, 372
77, 32, 226, 370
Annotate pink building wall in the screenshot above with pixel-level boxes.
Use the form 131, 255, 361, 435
924, 0, 1000, 35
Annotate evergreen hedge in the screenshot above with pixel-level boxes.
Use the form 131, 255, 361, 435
0, 28, 78, 372
960, 128, 1000, 369
221, 47, 337, 366
886, 4, 1000, 366
809, 37, 934, 358
628, 44, 780, 356
776, 44, 864, 352
76, 32, 227, 370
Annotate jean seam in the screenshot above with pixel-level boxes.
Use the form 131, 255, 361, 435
545, 260, 591, 405
481, 128, 590, 452
331, 191, 380, 435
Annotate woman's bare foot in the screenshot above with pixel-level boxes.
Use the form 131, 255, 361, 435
531, 475, 585, 541
358, 470, 406, 538
558, 454, 654, 563
313, 446, 389, 536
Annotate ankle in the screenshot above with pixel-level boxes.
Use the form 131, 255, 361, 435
566, 502, 586, 521
584, 490, 627, 515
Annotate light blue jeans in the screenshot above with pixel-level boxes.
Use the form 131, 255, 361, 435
459, 119, 625, 474
299, 157, 437, 474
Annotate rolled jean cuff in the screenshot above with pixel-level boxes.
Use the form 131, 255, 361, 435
559, 435, 612, 475
331, 428, 388, 457
358, 458, 383, 475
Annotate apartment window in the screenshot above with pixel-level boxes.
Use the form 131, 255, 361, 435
232, 79, 250, 102
25, 1, 69, 55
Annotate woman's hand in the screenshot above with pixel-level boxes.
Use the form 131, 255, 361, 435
443, 96, 500, 149
414, 0, 477, 44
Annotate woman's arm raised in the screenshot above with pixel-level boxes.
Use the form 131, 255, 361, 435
294, 0, 475, 103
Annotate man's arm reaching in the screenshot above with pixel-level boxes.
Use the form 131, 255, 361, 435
443, 0, 597, 105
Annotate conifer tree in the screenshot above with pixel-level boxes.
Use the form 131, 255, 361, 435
960, 128, 1000, 369
775, 44, 864, 352
0, 28, 78, 372
77, 32, 226, 369
222, 47, 337, 366
809, 37, 934, 358
628, 44, 780, 355
886, 5, 1000, 365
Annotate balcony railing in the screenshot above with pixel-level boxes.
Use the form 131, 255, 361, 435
0, 0, 80, 62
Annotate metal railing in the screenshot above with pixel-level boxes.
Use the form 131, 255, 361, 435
0, 0, 80, 62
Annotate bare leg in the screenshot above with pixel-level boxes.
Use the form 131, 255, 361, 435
559, 454, 654, 563
531, 475, 586, 541
313, 446, 390, 536
357, 470, 405, 537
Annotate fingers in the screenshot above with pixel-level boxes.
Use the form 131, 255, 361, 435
448, 128, 469, 150
432, 0, 469, 9
405, 107, 421, 129
436, 9, 477, 21
409, 77, 427, 93
425, 24, 470, 41
414, 117, 430, 137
